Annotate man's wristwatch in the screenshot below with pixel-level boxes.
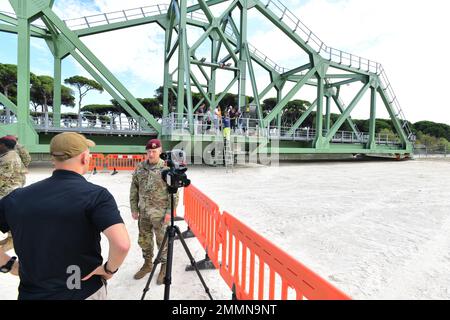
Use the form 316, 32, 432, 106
0, 256, 17, 273
103, 261, 118, 275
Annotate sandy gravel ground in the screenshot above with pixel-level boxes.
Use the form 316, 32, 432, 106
1, 158, 450, 300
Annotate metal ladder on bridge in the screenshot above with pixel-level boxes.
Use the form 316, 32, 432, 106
224, 139, 234, 172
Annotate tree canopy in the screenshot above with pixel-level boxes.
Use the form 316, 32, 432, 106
64, 76, 103, 121
31, 75, 75, 113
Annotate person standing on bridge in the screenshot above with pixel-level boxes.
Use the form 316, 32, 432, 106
205, 108, 212, 133
214, 106, 222, 135
130, 139, 179, 284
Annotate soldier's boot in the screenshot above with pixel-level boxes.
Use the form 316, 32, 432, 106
156, 264, 167, 285
133, 259, 153, 280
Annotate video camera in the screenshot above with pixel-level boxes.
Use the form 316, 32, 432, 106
160, 149, 191, 193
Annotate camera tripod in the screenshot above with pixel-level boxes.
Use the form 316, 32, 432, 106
140, 190, 213, 300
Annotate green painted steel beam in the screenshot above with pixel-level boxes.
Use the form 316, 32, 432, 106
367, 86, 377, 149
191, 55, 211, 82
253, 0, 320, 60
74, 14, 207, 38
328, 61, 371, 77
215, 27, 239, 64
244, 43, 263, 122
264, 146, 410, 155
189, 70, 213, 106
238, 2, 248, 112
193, 97, 206, 113
325, 95, 331, 131
326, 77, 365, 88
75, 14, 166, 37
176, 0, 194, 132
280, 63, 312, 78
2, 0, 411, 156
16, 14, 32, 146
326, 74, 366, 79
215, 76, 239, 107
287, 99, 317, 136
186, 0, 227, 13
259, 80, 277, 101
41, 8, 161, 133
324, 82, 370, 142
0, 22, 48, 38
264, 67, 316, 125
196, 0, 215, 23
191, 59, 238, 71
377, 85, 409, 147
0, 92, 17, 114
0, 12, 49, 37
190, 25, 214, 54
163, 18, 173, 117
52, 56, 61, 127
314, 72, 324, 147
331, 94, 362, 137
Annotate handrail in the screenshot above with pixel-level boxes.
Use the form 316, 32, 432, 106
63, 4, 169, 29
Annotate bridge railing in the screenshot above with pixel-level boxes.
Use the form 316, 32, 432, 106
269, 126, 401, 145
63, 4, 169, 30
162, 113, 269, 138
0, 114, 17, 125
30, 115, 154, 134
162, 113, 402, 145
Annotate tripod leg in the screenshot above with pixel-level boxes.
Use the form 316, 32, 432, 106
141, 228, 169, 300
174, 226, 214, 300
163, 225, 176, 300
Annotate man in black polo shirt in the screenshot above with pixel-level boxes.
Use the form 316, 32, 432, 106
0, 132, 130, 300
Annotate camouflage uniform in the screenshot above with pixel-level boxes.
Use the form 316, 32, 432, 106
15, 143, 31, 186
0, 150, 24, 250
0, 150, 24, 198
130, 159, 179, 263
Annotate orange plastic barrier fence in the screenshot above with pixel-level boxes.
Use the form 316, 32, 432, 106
106, 154, 145, 171
183, 185, 222, 268
220, 212, 351, 300
89, 154, 105, 171
183, 185, 351, 300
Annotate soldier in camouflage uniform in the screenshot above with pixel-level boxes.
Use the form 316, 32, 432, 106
0, 136, 25, 251
4, 135, 31, 186
130, 139, 178, 284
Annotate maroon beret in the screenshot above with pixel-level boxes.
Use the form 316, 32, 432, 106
146, 139, 162, 150
1, 135, 17, 142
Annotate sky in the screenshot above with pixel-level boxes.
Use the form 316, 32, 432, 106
1, 0, 450, 125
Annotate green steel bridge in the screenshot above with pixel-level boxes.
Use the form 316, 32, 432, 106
0, 0, 414, 158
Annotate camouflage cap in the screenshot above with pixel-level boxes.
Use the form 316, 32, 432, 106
50, 132, 95, 161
